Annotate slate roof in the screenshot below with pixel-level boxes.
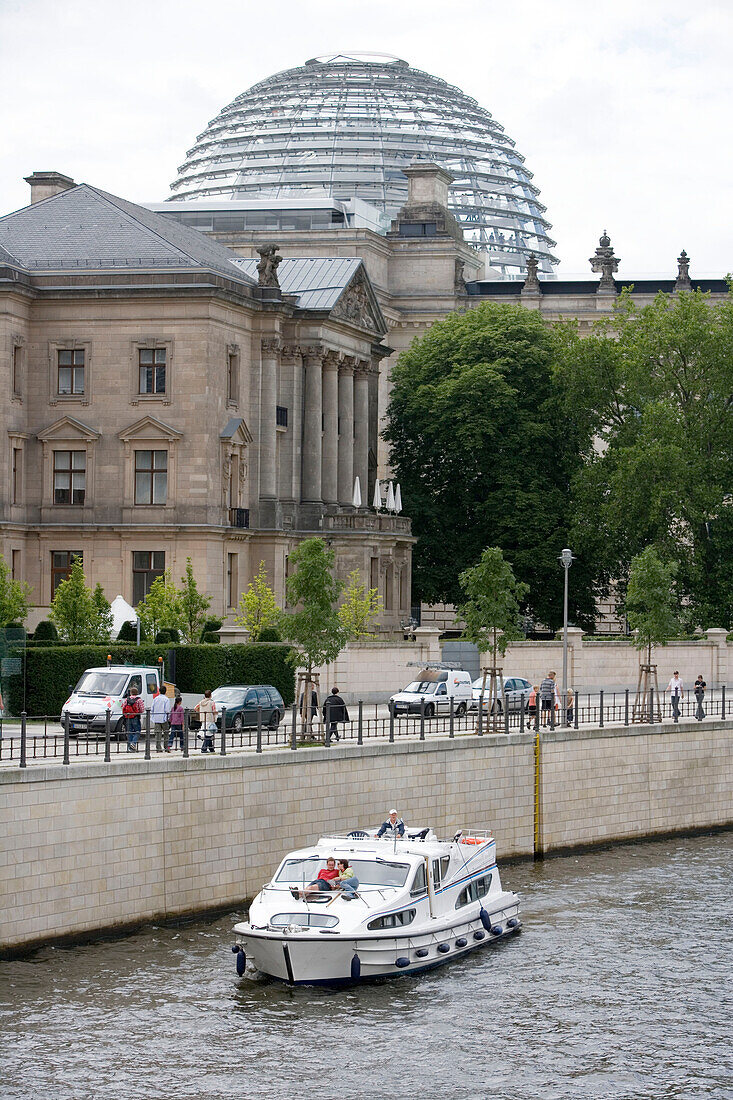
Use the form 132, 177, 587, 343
0, 184, 256, 284
233, 256, 363, 310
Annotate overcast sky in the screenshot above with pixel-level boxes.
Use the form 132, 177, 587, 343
2, 0, 731, 274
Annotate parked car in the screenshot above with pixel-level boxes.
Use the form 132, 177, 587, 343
389, 668, 473, 718
470, 675, 532, 715
188, 684, 284, 732
61, 664, 164, 734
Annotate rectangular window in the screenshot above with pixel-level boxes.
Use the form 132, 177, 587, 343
51, 550, 82, 596
385, 563, 394, 611
138, 348, 167, 394
227, 553, 237, 609
134, 449, 168, 505
227, 351, 239, 403
12, 345, 22, 396
276, 405, 288, 428
132, 551, 165, 605
370, 556, 379, 592
53, 450, 86, 505
12, 448, 21, 505
57, 349, 85, 395
11, 549, 21, 581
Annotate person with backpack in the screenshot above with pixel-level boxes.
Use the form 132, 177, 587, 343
194, 690, 218, 753
123, 686, 144, 752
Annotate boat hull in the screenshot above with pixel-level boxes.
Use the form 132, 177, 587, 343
234, 905, 521, 985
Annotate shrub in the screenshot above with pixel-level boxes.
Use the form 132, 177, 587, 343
155, 628, 180, 644
117, 620, 143, 642
202, 618, 223, 635
201, 631, 221, 644
258, 627, 281, 642
33, 620, 58, 641
6, 641, 296, 715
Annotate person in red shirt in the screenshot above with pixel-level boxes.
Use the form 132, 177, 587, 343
292, 857, 339, 899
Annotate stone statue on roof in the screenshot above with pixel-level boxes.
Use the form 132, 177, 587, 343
589, 230, 620, 291
256, 244, 282, 288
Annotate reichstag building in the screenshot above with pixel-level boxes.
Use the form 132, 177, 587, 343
0, 53, 727, 633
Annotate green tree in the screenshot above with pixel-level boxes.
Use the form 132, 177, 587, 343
624, 547, 679, 666
136, 570, 183, 639
280, 538, 346, 735
178, 558, 211, 643
0, 554, 31, 628
457, 546, 529, 663
384, 302, 590, 629
338, 570, 382, 640
49, 559, 97, 642
234, 560, 281, 641
558, 286, 733, 627
89, 583, 113, 644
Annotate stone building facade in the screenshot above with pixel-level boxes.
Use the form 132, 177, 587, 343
0, 176, 412, 629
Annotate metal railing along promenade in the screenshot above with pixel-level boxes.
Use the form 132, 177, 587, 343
0, 687, 727, 769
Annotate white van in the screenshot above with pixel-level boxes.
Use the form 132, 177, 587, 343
61, 665, 164, 734
388, 668, 473, 718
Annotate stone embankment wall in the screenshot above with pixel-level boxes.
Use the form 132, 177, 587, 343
1, 720, 731, 952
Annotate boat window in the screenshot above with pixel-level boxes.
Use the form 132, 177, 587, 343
274, 857, 411, 888
432, 855, 451, 885
275, 856, 323, 883
270, 912, 339, 928
367, 908, 416, 930
410, 863, 427, 897
455, 872, 493, 909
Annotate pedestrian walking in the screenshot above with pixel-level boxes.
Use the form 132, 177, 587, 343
151, 687, 171, 751
323, 686, 350, 742
666, 671, 684, 722
694, 674, 706, 722
123, 687, 144, 751
566, 687, 574, 726
168, 695, 185, 751
195, 690, 217, 753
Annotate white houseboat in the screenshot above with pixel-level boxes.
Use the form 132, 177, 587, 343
232, 827, 521, 984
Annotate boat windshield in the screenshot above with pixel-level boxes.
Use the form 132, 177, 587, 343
269, 912, 339, 928
275, 856, 411, 887
73, 671, 128, 697
403, 681, 437, 695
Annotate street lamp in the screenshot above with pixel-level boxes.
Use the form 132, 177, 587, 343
559, 548, 575, 725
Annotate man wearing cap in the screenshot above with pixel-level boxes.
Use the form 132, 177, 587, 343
377, 809, 405, 839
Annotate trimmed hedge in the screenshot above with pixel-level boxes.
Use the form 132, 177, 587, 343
33, 620, 58, 640
7, 642, 295, 716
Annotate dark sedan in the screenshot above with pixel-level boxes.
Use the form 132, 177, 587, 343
189, 685, 284, 732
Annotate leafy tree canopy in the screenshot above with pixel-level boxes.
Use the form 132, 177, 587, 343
338, 570, 382, 640
280, 538, 346, 672
178, 558, 211, 644
234, 560, 281, 641
136, 570, 183, 639
0, 554, 31, 629
557, 287, 733, 627
624, 546, 679, 663
50, 559, 111, 643
457, 546, 529, 662
384, 302, 591, 630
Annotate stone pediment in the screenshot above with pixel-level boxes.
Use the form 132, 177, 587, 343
37, 415, 100, 443
118, 415, 182, 443
220, 417, 254, 445
330, 267, 387, 336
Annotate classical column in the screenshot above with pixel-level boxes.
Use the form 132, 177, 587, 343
302, 345, 324, 502
279, 344, 299, 503
353, 360, 370, 503
321, 351, 339, 506
337, 358, 355, 506
259, 337, 280, 500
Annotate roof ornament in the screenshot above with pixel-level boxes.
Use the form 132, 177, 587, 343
675, 249, 692, 292
589, 230, 619, 291
521, 253, 540, 294
256, 243, 282, 288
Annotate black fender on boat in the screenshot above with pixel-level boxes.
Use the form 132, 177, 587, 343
351, 953, 361, 981
232, 944, 246, 976
479, 908, 493, 931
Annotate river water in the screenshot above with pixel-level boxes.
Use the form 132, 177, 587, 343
1, 832, 731, 1100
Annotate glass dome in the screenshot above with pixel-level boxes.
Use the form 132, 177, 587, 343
169, 53, 557, 277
